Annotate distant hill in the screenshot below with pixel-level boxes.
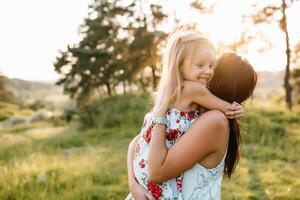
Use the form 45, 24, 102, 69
4, 71, 286, 105
254, 70, 285, 103
256, 70, 284, 91
6, 78, 69, 104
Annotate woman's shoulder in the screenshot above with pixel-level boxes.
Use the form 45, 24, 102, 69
197, 110, 229, 136
202, 110, 227, 122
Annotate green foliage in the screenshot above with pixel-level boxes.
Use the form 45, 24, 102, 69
242, 108, 284, 145
0, 101, 33, 121
0, 94, 299, 199
26, 99, 54, 111
292, 67, 300, 104
50, 116, 66, 127
78, 92, 151, 130
241, 106, 300, 145
54, 0, 167, 104
245, 0, 294, 109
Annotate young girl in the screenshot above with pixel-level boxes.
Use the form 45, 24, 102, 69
146, 53, 257, 199
126, 31, 245, 200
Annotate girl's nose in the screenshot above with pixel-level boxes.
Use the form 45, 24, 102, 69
203, 66, 213, 75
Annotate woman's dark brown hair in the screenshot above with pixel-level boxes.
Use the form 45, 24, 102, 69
208, 52, 257, 178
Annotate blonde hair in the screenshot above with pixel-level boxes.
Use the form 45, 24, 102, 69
153, 31, 215, 113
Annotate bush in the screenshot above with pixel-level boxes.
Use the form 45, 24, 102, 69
78, 93, 151, 130
241, 107, 288, 145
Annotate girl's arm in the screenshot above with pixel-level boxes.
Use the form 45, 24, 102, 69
148, 110, 229, 183
182, 81, 244, 118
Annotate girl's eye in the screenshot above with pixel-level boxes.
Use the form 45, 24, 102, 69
197, 64, 204, 67
209, 64, 214, 68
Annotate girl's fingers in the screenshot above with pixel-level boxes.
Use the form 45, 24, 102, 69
235, 109, 244, 115
226, 102, 244, 119
226, 110, 242, 116
235, 114, 243, 119
227, 102, 243, 111
228, 113, 243, 119
226, 111, 244, 119
226, 105, 242, 111
226, 106, 234, 111
233, 101, 239, 106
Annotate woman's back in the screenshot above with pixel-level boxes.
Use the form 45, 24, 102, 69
182, 151, 226, 199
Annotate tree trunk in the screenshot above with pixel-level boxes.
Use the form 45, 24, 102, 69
282, 0, 292, 110
139, 70, 147, 92
123, 80, 126, 94
151, 65, 157, 89
105, 82, 111, 97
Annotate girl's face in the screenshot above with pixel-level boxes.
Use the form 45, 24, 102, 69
181, 44, 215, 87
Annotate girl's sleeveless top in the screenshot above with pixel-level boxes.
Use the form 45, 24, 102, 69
125, 107, 226, 200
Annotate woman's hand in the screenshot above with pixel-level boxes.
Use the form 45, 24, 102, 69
130, 181, 155, 200
225, 102, 244, 119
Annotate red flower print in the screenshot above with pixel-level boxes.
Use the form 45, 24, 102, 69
176, 176, 183, 193
187, 111, 196, 121
143, 125, 153, 142
139, 159, 145, 168
176, 119, 180, 123
180, 112, 185, 117
147, 182, 162, 200
135, 143, 141, 154
166, 129, 178, 140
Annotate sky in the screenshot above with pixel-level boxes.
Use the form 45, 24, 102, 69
0, 0, 300, 81
0, 0, 91, 81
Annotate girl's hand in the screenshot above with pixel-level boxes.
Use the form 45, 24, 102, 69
130, 181, 155, 200
225, 102, 244, 119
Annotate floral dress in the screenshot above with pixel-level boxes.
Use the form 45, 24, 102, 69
125, 107, 200, 200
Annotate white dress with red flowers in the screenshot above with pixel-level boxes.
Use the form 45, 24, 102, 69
125, 107, 200, 200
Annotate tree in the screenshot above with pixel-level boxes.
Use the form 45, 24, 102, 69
191, 1, 215, 14
54, 0, 135, 105
247, 0, 296, 109
126, 4, 167, 90
54, 0, 168, 105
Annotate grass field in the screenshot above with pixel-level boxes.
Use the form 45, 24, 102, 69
0, 93, 299, 200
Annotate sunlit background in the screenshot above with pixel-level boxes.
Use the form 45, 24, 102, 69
1, 0, 300, 81
0, 0, 300, 199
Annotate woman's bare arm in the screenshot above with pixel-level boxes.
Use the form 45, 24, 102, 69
148, 110, 229, 183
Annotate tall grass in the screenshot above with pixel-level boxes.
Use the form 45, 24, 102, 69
0, 93, 299, 199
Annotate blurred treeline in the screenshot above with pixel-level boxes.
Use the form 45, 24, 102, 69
51, 0, 300, 112
1, 0, 300, 128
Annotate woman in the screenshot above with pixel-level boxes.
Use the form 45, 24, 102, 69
128, 52, 257, 199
